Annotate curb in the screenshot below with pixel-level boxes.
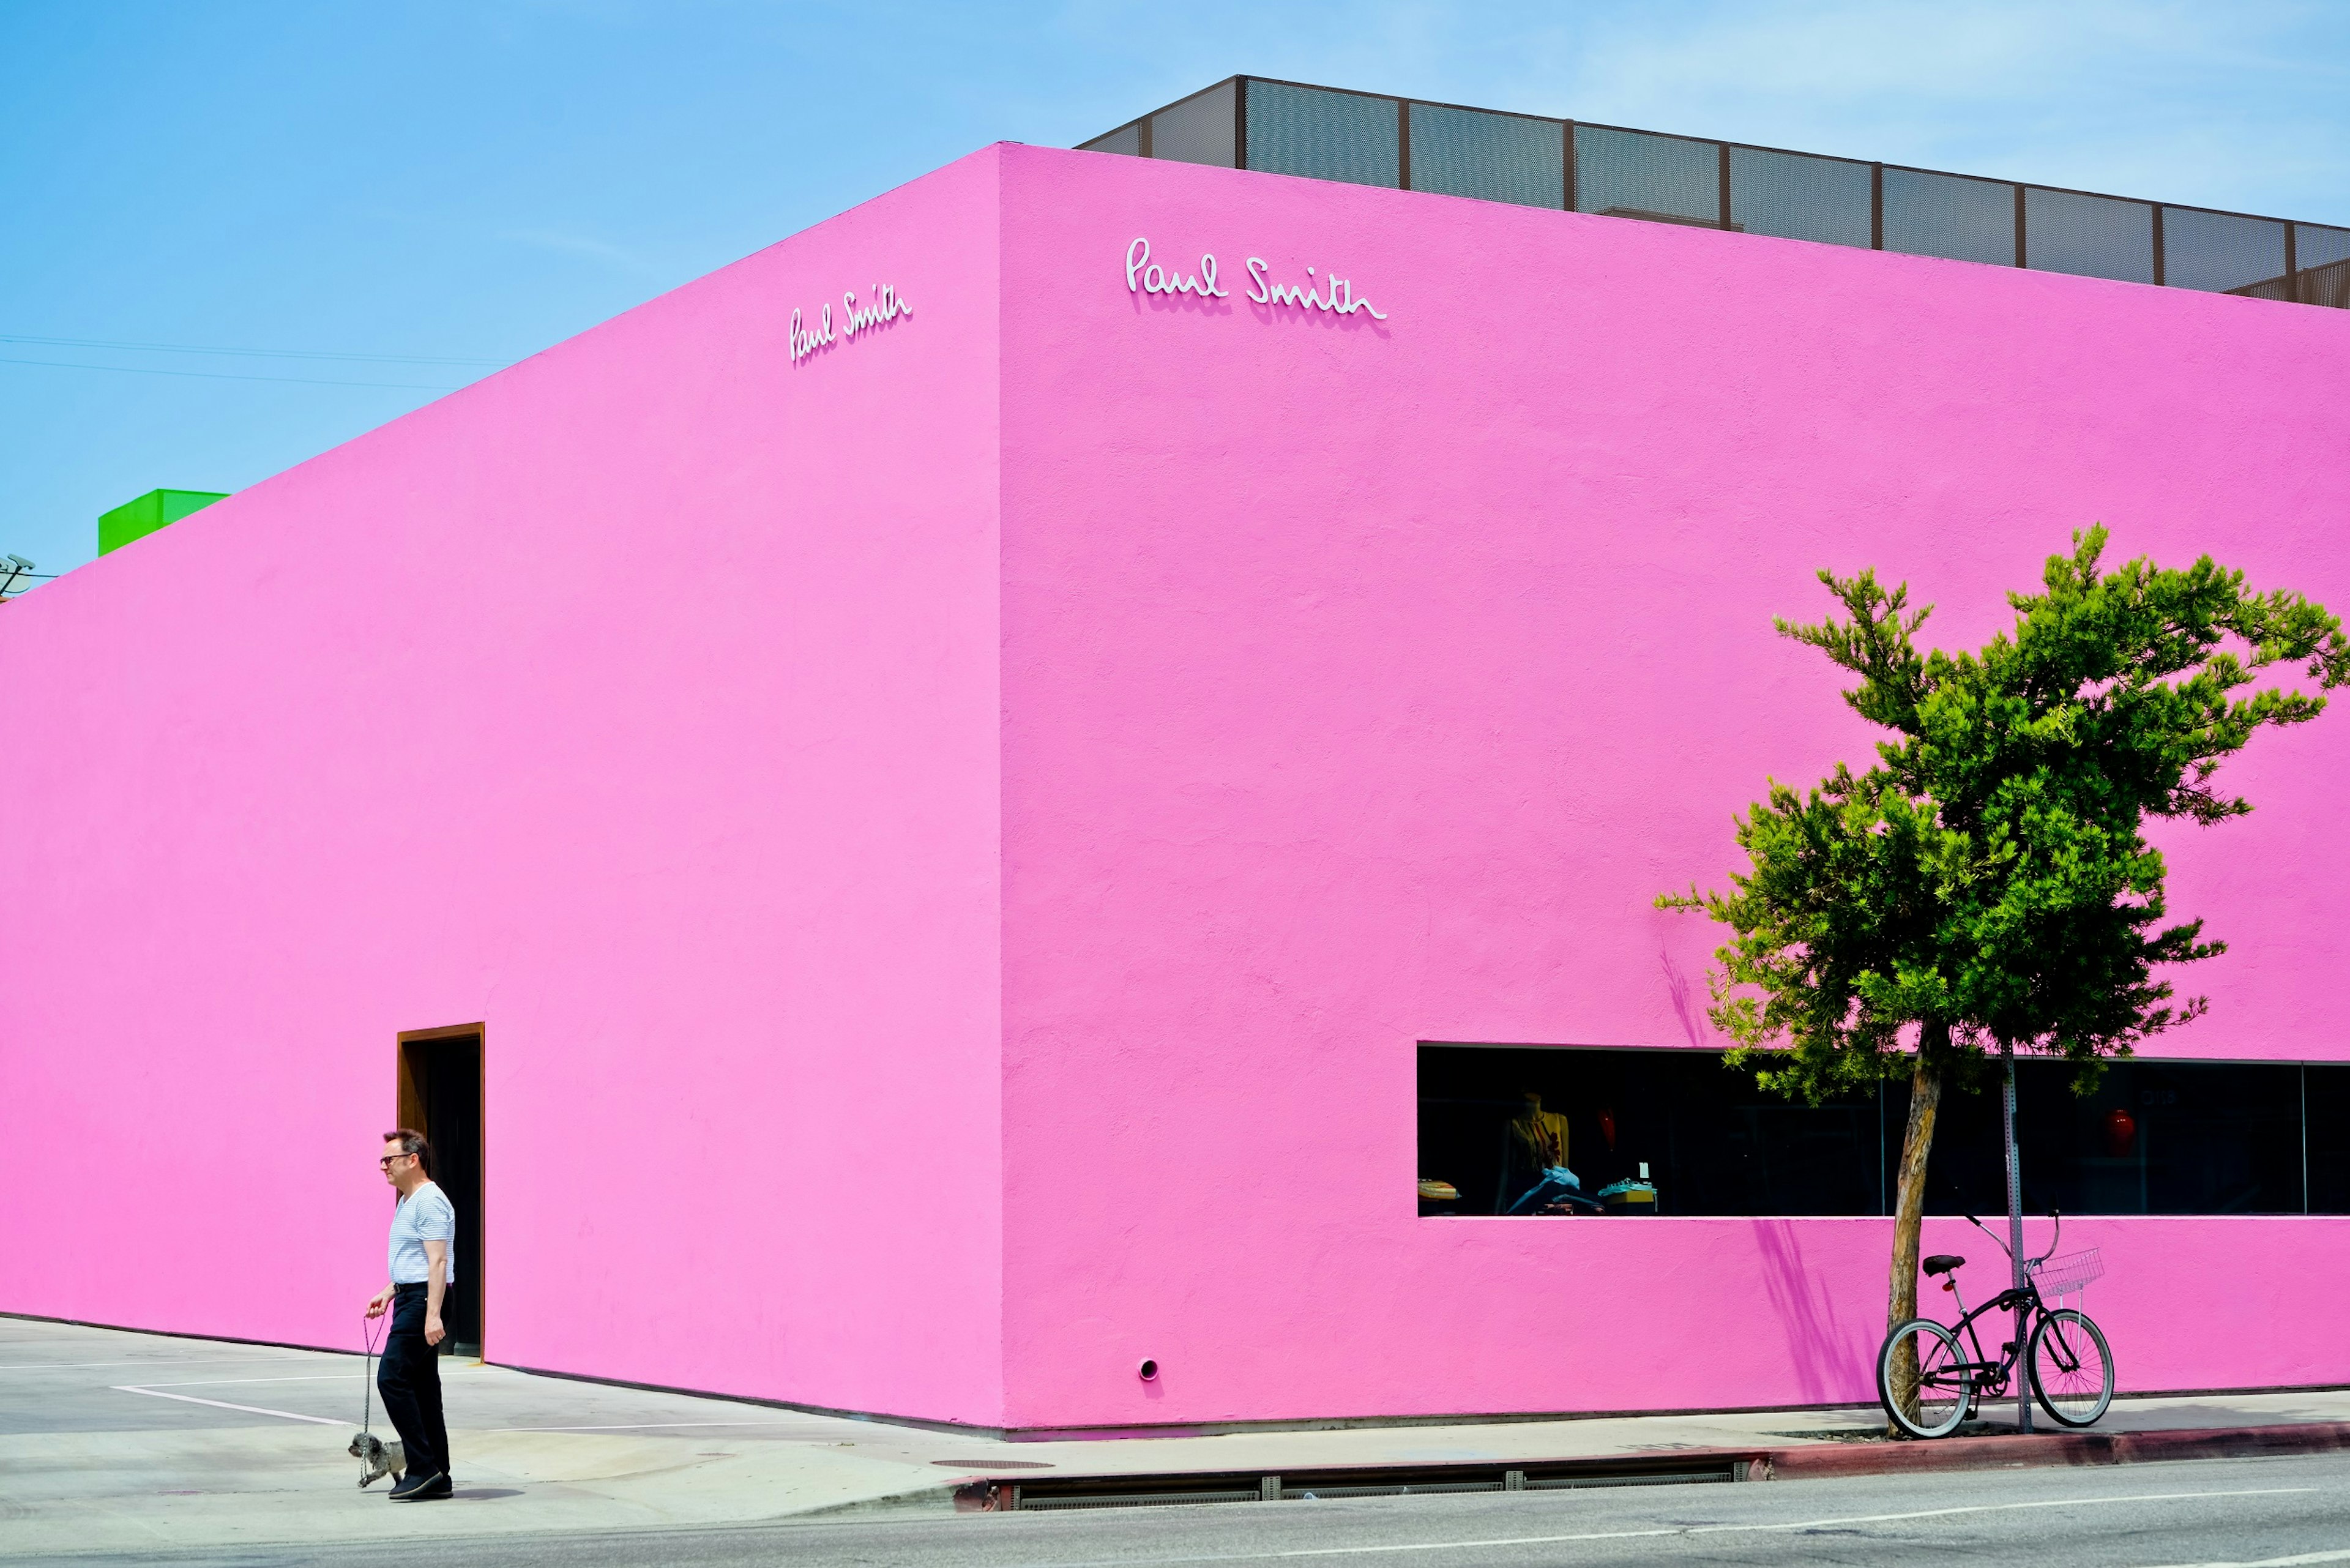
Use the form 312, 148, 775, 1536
961, 1422, 2350, 1510
1756, 1419, 2350, 1481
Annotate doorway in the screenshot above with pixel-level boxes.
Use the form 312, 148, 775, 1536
396, 1026, 484, 1358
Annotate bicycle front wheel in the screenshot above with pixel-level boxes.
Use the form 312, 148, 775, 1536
1878, 1318, 1972, 1439
2029, 1308, 2114, 1427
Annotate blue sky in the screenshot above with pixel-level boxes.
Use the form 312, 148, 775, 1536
6, 1, 2346, 582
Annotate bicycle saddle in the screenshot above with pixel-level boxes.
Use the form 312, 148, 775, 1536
1922, 1254, 1965, 1277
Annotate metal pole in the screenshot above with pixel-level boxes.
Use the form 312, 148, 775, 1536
2002, 1045, 2031, 1433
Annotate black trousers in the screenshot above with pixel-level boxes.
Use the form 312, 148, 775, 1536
376, 1283, 450, 1479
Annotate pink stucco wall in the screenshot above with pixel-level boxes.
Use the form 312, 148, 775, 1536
8, 140, 2350, 1434
1, 150, 1007, 1424
994, 146, 2350, 1430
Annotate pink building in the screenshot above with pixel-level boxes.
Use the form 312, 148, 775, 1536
7, 83, 2350, 1436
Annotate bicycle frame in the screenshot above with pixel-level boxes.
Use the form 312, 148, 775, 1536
1920, 1211, 2076, 1405
1925, 1270, 2046, 1401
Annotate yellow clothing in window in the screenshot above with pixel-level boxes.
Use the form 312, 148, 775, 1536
1510, 1110, 1570, 1172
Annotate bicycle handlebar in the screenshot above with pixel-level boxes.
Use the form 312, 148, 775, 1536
1960, 1209, 2062, 1271
2030, 1208, 2062, 1267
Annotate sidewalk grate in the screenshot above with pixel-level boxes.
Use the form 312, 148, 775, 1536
987, 1459, 1740, 1510
1528, 1467, 1737, 1489
1017, 1488, 1266, 1510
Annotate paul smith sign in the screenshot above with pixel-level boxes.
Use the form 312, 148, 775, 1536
789, 283, 912, 364
1124, 237, 1389, 319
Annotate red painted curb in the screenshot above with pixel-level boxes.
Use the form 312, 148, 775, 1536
957, 1422, 2350, 1510
1758, 1421, 2350, 1480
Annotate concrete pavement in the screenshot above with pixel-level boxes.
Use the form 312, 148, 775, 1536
7, 1314, 2350, 1559
25, 1452, 2350, 1567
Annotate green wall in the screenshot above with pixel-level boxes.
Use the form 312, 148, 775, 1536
99, 489, 228, 555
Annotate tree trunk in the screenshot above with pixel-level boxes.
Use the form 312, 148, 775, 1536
1884, 1031, 1948, 1436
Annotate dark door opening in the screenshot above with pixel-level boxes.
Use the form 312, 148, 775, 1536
397, 1028, 484, 1358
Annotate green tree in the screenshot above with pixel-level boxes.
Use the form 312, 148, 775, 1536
1661, 527, 2348, 1430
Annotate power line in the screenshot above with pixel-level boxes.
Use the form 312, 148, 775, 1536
0, 356, 458, 392
0, 333, 505, 367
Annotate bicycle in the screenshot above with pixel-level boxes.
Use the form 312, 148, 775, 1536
1875, 1210, 2115, 1439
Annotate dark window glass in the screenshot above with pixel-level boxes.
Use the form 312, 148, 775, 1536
1418, 1045, 1884, 1217
1574, 125, 1720, 227
1422, 1045, 2326, 1219
1893, 1059, 2305, 1216
1408, 103, 1563, 209
2307, 1066, 2350, 1212
1246, 81, 1397, 188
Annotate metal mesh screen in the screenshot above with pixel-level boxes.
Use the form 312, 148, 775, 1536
1247, 80, 1398, 188
1729, 146, 1871, 248
2162, 206, 2286, 293
2024, 187, 2155, 284
1408, 103, 1564, 209
2297, 226, 2350, 308
1082, 122, 1141, 157
1882, 167, 2013, 266
1151, 80, 1236, 168
1575, 125, 1720, 226
2300, 224, 2350, 270
1088, 78, 2350, 313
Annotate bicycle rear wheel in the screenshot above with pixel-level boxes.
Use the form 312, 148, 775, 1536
1878, 1318, 1972, 1439
2028, 1308, 2114, 1427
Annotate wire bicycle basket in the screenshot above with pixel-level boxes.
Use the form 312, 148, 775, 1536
2027, 1247, 2104, 1299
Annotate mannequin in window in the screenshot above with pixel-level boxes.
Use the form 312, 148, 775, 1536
1503, 1091, 1597, 1214
1510, 1090, 1570, 1173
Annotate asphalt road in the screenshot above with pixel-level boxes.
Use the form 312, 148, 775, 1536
33, 1452, 2350, 1568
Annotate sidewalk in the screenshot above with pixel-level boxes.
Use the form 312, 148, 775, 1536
6, 1314, 2348, 1558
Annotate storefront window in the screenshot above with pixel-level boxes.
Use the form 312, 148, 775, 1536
1419, 1044, 2344, 1218
1901, 1059, 2303, 1216
2308, 1066, 2350, 1213
1417, 1044, 1882, 1217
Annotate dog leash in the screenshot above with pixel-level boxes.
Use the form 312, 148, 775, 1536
360, 1305, 386, 1437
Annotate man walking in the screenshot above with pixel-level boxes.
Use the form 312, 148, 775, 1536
367, 1129, 455, 1501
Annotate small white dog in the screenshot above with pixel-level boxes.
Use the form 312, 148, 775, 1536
349, 1430, 406, 1488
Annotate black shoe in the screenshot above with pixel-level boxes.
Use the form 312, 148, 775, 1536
388, 1471, 449, 1501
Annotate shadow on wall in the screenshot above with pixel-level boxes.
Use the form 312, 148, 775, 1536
1675, 947, 1874, 1400
1753, 1217, 1865, 1405
1661, 948, 1707, 1050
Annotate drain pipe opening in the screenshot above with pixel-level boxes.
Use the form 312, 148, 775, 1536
1137, 1357, 1159, 1381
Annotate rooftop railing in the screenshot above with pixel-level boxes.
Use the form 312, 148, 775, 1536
1081, 77, 2350, 310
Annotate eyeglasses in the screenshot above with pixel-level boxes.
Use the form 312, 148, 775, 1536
378, 1154, 416, 1168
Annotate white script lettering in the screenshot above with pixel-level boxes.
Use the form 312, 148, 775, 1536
789, 303, 835, 362
1242, 257, 1387, 319
843, 283, 912, 340
791, 283, 912, 364
1125, 237, 1229, 299
1121, 237, 1390, 321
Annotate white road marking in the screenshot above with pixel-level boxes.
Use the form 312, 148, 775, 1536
1053, 1487, 2319, 1564
484, 1421, 816, 1432
110, 1385, 346, 1427
0, 1357, 331, 1372
129, 1375, 359, 1388
2137, 1553, 2350, 1567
